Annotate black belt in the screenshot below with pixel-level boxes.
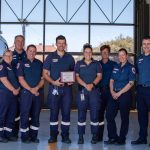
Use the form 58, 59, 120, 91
138, 84, 150, 88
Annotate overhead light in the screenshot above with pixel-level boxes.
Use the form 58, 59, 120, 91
146, 0, 150, 4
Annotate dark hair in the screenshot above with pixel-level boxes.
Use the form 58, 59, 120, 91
83, 43, 93, 52
118, 48, 128, 55
143, 36, 150, 41
26, 44, 37, 51
100, 45, 111, 53
14, 35, 25, 41
56, 35, 66, 43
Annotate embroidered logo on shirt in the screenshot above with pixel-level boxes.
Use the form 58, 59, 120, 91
113, 68, 119, 71
13, 55, 17, 59
0, 65, 3, 71
113, 68, 119, 73
138, 58, 143, 63
52, 59, 58, 62
24, 64, 30, 67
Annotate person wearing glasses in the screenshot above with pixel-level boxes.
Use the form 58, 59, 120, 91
0, 49, 20, 143
75, 43, 102, 144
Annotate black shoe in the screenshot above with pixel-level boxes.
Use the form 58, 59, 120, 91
7, 136, 18, 142
62, 136, 71, 144
97, 136, 103, 142
91, 134, 98, 144
115, 139, 126, 145
104, 139, 118, 145
131, 139, 147, 145
0, 137, 8, 143
31, 138, 40, 143
48, 136, 57, 143
21, 138, 31, 144
78, 135, 84, 144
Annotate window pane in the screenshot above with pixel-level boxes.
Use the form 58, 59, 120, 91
91, 0, 112, 23
113, 0, 134, 23
91, 0, 134, 24
91, 25, 134, 53
1, 0, 22, 22
1, 0, 43, 22
68, 0, 88, 23
25, 25, 43, 52
45, 25, 88, 52
23, 0, 43, 22
1, 25, 22, 48
46, 0, 67, 22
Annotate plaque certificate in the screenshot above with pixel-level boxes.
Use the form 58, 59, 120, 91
61, 71, 75, 83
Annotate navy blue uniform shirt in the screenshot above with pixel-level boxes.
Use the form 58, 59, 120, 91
43, 51, 75, 81
12, 50, 27, 74
75, 59, 102, 84
99, 59, 116, 87
17, 58, 43, 88
111, 61, 136, 91
136, 54, 150, 86
0, 61, 20, 91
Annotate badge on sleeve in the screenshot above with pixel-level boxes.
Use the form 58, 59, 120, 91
132, 67, 136, 74
0, 65, 3, 71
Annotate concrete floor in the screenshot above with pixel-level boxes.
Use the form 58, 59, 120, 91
1, 110, 150, 150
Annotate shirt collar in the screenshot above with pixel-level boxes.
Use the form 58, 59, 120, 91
119, 61, 129, 68
14, 49, 26, 56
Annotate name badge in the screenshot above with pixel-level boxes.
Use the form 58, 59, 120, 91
52, 59, 58, 62
80, 65, 86, 68
24, 64, 30, 67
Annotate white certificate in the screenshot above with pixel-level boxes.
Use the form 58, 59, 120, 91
61, 71, 75, 83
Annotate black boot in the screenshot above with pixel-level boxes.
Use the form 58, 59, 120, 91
91, 134, 98, 144
48, 136, 57, 143
61, 135, 71, 144
78, 135, 84, 144
0, 137, 8, 143
131, 138, 147, 145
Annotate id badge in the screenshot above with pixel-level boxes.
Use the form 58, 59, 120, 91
52, 89, 58, 95
80, 93, 85, 101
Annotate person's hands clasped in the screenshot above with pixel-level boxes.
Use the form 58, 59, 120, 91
85, 84, 94, 91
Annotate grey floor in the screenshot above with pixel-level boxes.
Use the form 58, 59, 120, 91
1, 110, 150, 150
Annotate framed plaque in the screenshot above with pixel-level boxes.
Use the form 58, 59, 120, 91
61, 71, 75, 83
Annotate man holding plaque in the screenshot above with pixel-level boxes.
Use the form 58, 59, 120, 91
43, 35, 75, 144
